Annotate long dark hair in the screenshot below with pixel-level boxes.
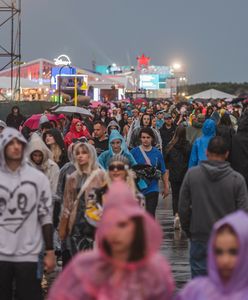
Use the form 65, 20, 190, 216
219, 114, 232, 127
165, 125, 187, 155
103, 216, 146, 262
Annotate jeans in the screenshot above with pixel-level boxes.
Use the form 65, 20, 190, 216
190, 240, 208, 278
0, 261, 42, 300
145, 192, 159, 217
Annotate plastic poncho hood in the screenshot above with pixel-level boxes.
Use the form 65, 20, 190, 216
202, 119, 216, 137
26, 134, 53, 169
208, 210, 248, 295
97, 181, 163, 265
108, 129, 128, 156
47, 181, 175, 300
0, 127, 27, 170
177, 211, 248, 300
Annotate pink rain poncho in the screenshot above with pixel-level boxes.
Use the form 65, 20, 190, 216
176, 210, 248, 300
48, 181, 175, 300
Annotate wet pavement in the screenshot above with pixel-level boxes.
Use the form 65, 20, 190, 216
157, 193, 191, 289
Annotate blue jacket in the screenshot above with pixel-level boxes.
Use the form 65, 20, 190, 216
98, 130, 137, 169
189, 119, 216, 168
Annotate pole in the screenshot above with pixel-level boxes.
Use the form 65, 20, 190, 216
74, 76, 78, 106
58, 64, 72, 104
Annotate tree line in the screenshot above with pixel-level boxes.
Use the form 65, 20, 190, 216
186, 82, 248, 96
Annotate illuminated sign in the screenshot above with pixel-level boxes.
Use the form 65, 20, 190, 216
140, 74, 159, 90
56, 74, 88, 91
54, 54, 72, 66
51, 67, 76, 87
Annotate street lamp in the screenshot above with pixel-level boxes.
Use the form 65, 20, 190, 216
172, 63, 182, 71
58, 64, 72, 104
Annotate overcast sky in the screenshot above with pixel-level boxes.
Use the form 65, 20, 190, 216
19, 0, 248, 83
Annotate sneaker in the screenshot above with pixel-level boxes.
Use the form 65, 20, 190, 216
174, 215, 181, 230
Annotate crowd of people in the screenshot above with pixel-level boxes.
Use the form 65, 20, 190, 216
0, 97, 248, 299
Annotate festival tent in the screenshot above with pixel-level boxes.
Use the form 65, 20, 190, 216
189, 89, 236, 99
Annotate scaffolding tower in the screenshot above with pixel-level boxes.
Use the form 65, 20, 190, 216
0, 0, 21, 100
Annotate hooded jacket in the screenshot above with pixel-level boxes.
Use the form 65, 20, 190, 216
186, 115, 205, 145
179, 160, 248, 241
128, 125, 162, 150
27, 135, 60, 197
0, 120, 7, 129
48, 181, 175, 300
6, 106, 24, 130
98, 130, 136, 170
231, 112, 248, 186
188, 119, 216, 168
107, 120, 121, 136
61, 142, 105, 236
0, 128, 52, 262
43, 128, 68, 168
176, 211, 248, 300
64, 118, 90, 148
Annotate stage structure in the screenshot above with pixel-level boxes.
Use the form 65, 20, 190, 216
0, 0, 21, 100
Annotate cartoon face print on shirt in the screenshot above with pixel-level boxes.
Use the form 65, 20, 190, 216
0, 181, 38, 233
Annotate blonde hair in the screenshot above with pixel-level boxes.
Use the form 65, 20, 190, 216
73, 142, 98, 175
50, 143, 62, 163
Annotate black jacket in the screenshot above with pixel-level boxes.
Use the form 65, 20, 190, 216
231, 113, 248, 186
179, 160, 248, 241
160, 124, 176, 155
6, 113, 24, 129
165, 141, 191, 182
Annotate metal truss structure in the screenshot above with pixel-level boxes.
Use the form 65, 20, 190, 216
0, 0, 21, 100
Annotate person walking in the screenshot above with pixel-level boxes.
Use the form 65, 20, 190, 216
160, 113, 176, 153
0, 127, 55, 300
127, 113, 162, 150
179, 136, 248, 278
164, 126, 191, 229
89, 121, 109, 156
176, 211, 248, 300
131, 127, 169, 217
98, 129, 136, 170
48, 181, 175, 300
231, 110, 248, 187
43, 128, 68, 168
58, 142, 106, 262
188, 119, 216, 167
186, 114, 205, 145
64, 118, 90, 148
6, 106, 25, 130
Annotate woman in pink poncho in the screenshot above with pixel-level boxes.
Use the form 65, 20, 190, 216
48, 181, 175, 300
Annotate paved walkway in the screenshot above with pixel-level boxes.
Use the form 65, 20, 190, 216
157, 194, 190, 289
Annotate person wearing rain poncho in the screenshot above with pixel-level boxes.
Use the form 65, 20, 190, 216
58, 142, 106, 262
48, 181, 175, 300
98, 129, 137, 170
176, 210, 248, 300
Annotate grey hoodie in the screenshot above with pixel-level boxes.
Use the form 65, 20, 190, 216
179, 160, 248, 241
27, 134, 60, 197
107, 120, 121, 136
0, 127, 52, 262
0, 120, 7, 129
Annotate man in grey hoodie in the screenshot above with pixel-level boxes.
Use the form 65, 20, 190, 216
0, 127, 55, 300
179, 136, 248, 278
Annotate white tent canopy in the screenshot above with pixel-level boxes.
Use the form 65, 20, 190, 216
190, 89, 236, 99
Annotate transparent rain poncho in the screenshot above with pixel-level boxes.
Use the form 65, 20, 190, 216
48, 181, 175, 300
176, 210, 248, 300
